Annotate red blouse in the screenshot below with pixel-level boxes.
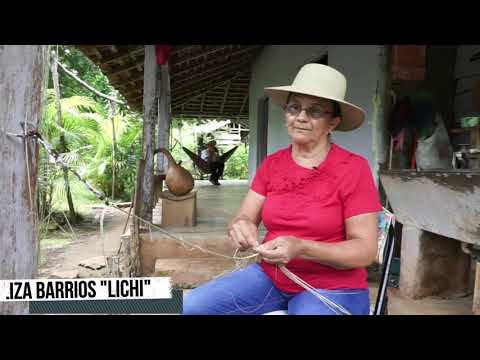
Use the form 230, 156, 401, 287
251, 143, 382, 292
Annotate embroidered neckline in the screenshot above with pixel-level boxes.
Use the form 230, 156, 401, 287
287, 143, 337, 173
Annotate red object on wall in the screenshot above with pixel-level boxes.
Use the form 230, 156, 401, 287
155, 45, 172, 65
392, 46, 426, 81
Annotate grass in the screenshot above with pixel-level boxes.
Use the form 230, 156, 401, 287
52, 191, 100, 218
38, 192, 105, 269
39, 189, 104, 249
40, 235, 72, 250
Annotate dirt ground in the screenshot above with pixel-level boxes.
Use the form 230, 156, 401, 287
38, 205, 127, 279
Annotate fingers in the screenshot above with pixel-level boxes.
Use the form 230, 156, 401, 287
232, 226, 249, 250
255, 240, 288, 264
228, 219, 258, 251
228, 228, 247, 251
255, 246, 283, 263
255, 248, 281, 260
259, 251, 287, 265
244, 222, 259, 248
255, 240, 277, 252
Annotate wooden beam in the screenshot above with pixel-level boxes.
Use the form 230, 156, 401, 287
101, 46, 144, 65
79, 45, 103, 60
131, 93, 147, 103
102, 45, 191, 64
174, 112, 249, 120
113, 56, 250, 91
219, 80, 231, 113
171, 45, 231, 68
238, 94, 248, 115
171, 45, 199, 57
113, 57, 253, 92
156, 63, 171, 174
474, 262, 480, 314
109, 60, 144, 78
172, 72, 245, 109
107, 73, 144, 89
0, 45, 49, 314
200, 92, 206, 113
121, 91, 143, 102
138, 45, 158, 225
172, 73, 249, 106
172, 58, 253, 90
171, 46, 261, 79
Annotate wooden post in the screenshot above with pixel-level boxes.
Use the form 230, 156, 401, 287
0, 45, 49, 314
474, 262, 480, 315
156, 63, 171, 176
138, 45, 158, 224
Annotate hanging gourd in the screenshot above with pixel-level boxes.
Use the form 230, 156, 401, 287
155, 148, 194, 196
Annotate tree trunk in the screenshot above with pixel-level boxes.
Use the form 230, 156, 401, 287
109, 100, 117, 199
0, 45, 49, 314
50, 49, 77, 223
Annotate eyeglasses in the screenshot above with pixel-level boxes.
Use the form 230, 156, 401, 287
284, 103, 334, 119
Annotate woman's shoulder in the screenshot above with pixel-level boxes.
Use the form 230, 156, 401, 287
262, 146, 290, 163
331, 143, 370, 169
255, 147, 291, 175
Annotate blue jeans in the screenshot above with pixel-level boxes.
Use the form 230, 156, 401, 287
183, 263, 370, 315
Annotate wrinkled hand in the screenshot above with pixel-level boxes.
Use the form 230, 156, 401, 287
254, 236, 303, 265
228, 217, 258, 251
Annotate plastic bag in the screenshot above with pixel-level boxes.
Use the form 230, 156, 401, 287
415, 113, 453, 170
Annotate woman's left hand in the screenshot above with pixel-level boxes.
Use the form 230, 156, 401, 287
254, 236, 303, 265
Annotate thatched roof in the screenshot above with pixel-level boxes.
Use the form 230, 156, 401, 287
77, 45, 264, 127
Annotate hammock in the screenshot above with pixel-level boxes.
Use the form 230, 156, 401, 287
182, 145, 239, 174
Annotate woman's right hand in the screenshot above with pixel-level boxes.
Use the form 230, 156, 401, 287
228, 217, 258, 251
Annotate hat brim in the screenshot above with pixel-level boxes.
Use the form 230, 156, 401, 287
264, 86, 366, 132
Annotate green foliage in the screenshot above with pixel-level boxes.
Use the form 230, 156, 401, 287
169, 121, 201, 176
39, 91, 105, 219
39, 46, 143, 220
87, 112, 142, 199
39, 91, 143, 215
223, 143, 249, 179
168, 120, 249, 180
38, 45, 249, 226
56, 46, 124, 110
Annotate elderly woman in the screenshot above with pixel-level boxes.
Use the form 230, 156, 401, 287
183, 64, 382, 315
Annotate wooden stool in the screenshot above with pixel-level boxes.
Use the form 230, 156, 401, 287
159, 190, 197, 227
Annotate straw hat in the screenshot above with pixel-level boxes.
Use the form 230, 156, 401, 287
264, 64, 366, 131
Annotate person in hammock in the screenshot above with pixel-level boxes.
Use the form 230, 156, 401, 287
183, 64, 382, 315
201, 140, 224, 186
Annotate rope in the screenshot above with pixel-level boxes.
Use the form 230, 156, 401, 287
279, 266, 351, 315
22, 124, 34, 211
7, 129, 352, 314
